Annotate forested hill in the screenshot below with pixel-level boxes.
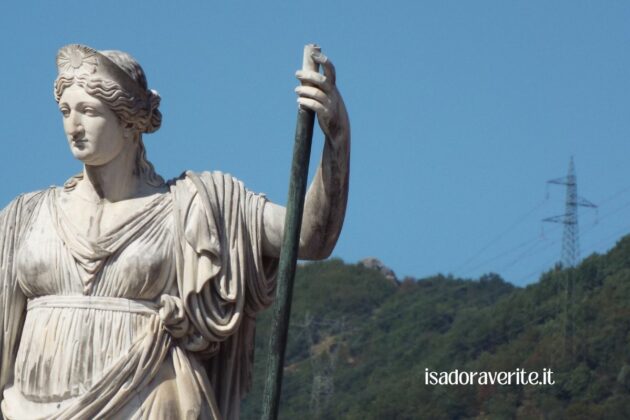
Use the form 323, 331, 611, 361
241, 235, 630, 419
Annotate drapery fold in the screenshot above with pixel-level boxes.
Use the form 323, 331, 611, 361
170, 171, 278, 420
0, 192, 45, 392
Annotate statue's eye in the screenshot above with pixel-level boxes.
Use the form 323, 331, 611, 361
60, 107, 70, 117
83, 107, 99, 117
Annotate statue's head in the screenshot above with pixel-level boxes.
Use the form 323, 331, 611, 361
54, 44, 163, 186
54, 44, 161, 135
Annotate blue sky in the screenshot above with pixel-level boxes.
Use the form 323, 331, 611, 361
1, 1, 629, 286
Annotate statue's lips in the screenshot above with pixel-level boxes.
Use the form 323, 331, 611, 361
71, 139, 87, 149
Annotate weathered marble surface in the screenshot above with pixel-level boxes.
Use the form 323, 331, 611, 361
0, 44, 349, 419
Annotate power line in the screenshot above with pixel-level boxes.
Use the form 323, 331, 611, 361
453, 199, 547, 275
497, 234, 560, 274
455, 180, 630, 281
505, 194, 630, 280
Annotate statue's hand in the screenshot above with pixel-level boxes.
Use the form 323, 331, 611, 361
295, 52, 350, 143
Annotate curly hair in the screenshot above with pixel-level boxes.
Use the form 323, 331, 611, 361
54, 50, 164, 187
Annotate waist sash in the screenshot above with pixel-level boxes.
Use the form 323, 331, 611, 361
27, 295, 160, 315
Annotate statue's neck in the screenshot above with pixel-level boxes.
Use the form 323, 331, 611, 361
80, 146, 140, 203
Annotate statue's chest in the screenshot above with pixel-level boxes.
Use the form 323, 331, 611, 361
16, 191, 176, 298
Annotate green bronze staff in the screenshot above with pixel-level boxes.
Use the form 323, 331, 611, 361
261, 44, 321, 420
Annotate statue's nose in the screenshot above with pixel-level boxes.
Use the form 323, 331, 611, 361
68, 116, 84, 140
70, 127, 84, 141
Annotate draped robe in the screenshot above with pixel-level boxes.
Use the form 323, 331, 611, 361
0, 171, 277, 419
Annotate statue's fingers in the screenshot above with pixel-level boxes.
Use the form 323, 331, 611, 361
295, 70, 331, 91
297, 97, 328, 117
311, 52, 336, 86
295, 86, 330, 106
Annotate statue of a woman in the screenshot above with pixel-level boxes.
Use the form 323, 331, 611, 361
0, 44, 349, 419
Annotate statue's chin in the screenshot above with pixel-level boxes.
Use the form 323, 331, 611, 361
70, 148, 90, 162
69, 143, 100, 165
69, 148, 101, 166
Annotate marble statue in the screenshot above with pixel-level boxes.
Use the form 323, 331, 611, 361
0, 44, 349, 419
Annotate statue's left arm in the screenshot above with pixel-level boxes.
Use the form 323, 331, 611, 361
262, 51, 350, 260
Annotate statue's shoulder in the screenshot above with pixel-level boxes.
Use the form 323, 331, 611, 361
0, 188, 51, 237
3, 188, 50, 213
22, 188, 50, 203
168, 170, 248, 197
168, 170, 261, 229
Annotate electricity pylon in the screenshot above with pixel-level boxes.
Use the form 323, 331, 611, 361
543, 156, 596, 360
543, 156, 597, 268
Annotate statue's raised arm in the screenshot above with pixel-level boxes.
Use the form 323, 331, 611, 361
261, 50, 351, 260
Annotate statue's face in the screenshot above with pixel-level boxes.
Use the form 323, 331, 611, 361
58, 84, 129, 166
